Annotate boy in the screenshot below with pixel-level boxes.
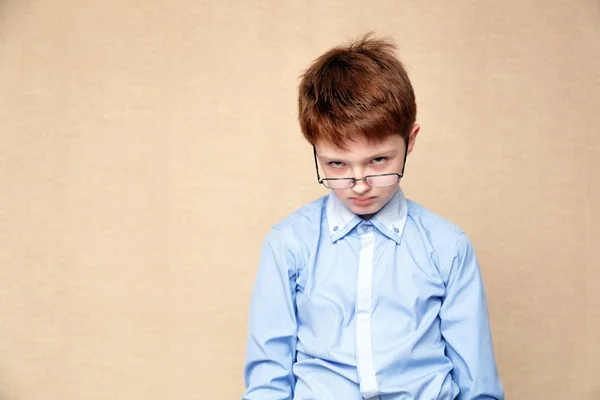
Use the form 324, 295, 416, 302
242, 34, 504, 400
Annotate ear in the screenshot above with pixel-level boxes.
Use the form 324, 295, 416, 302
407, 123, 420, 155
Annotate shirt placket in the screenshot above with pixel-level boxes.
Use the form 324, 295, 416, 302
355, 222, 380, 400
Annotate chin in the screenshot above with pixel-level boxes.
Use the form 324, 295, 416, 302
349, 203, 383, 216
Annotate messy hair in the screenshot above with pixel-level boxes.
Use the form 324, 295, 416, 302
298, 33, 416, 148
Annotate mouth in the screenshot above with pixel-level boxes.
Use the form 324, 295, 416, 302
350, 197, 376, 206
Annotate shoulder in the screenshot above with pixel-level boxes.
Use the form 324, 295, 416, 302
257, 196, 326, 274
406, 199, 465, 237
405, 199, 473, 279
262, 195, 326, 248
273, 195, 326, 232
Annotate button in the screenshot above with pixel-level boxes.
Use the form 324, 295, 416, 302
333, 226, 339, 232
361, 224, 371, 232
394, 227, 399, 233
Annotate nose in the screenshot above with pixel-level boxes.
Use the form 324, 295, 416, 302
352, 178, 371, 195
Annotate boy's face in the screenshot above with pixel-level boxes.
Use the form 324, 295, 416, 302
314, 125, 419, 219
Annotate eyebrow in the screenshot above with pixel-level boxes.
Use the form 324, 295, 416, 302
319, 149, 398, 162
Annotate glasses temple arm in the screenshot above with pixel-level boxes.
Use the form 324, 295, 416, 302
313, 146, 322, 182
400, 137, 409, 176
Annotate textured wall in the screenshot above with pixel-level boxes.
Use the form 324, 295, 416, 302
0, 0, 598, 399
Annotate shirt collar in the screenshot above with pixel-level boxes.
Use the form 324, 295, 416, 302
325, 188, 409, 244
326, 190, 361, 242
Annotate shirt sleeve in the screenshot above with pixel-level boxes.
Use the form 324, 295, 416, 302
439, 232, 505, 400
242, 228, 298, 400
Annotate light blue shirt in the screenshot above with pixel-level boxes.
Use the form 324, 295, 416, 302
243, 188, 504, 399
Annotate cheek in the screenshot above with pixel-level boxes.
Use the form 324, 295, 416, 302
333, 188, 352, 201
377, 185, 399, 199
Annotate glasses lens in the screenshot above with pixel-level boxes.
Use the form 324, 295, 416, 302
366, 174, 400, 187
323, 179, 354, 189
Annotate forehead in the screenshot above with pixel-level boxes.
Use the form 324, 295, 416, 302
315, 135, 404, 159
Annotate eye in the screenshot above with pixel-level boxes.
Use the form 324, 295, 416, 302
371, 157, 387, 165
328, 161, 345, 168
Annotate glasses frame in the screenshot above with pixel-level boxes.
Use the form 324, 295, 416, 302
313, 137, 410, 189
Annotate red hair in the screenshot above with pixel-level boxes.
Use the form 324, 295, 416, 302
298, 33, 416, 149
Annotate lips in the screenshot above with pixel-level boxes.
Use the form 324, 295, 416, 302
351, 197, 376, 206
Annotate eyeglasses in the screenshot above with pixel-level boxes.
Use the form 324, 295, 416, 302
313, 140, 409, 190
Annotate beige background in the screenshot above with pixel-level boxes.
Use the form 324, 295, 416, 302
0, 0, 599, 399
